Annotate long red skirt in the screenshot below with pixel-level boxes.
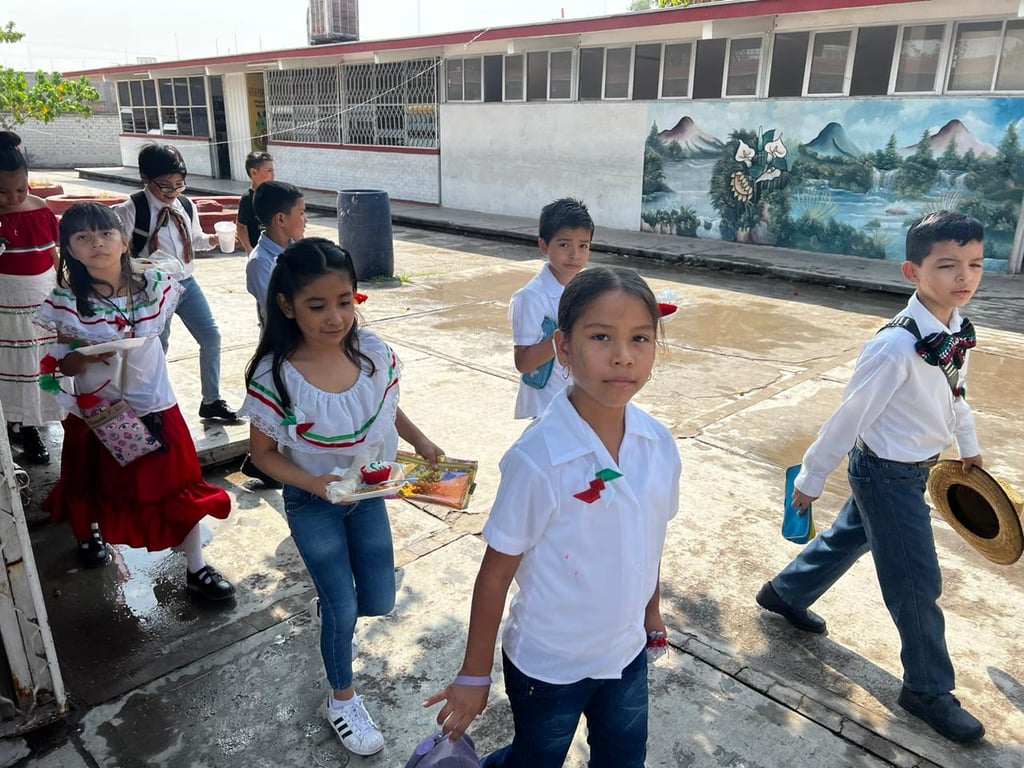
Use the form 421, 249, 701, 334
44, 405, 231, 551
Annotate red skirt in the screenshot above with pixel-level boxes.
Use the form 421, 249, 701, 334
44, 405, 231, 551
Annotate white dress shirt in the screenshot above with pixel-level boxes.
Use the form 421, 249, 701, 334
796, 293, 979, 498
509, 264, 569, 419
114, 187, 211, 279
484, 388, 680, 684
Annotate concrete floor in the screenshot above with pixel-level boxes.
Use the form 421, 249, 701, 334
9, 171, 1024, 767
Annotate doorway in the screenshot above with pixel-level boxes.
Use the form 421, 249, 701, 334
209, 76, 231, 179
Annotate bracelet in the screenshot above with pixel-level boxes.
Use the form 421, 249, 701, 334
453, 674, 492, 686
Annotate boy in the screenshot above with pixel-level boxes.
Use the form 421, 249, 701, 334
238, 181, 306, 490
115, 143, 238, 422
236, 151, 275, 254
247, 181, 306, 327
757, 211, 986, 743
509, 197, 593, 419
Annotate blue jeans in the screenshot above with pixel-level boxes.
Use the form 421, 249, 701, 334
772, 446, 954, 694
482, 650, 648, 768
282, 488, 396, 690
159, 276, 222, 404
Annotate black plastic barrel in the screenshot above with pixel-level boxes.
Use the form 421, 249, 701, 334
337, 190, 395, 281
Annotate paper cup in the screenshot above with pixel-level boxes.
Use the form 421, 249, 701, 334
214, 221, 237, 253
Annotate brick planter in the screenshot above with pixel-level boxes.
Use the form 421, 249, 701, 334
46, 194, 128, 215
29, 184, 65, 199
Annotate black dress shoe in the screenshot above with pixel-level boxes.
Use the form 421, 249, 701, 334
198, 400, 241, 422
239, 454, 283, 489
187, 565, 236, 601
19, 426, 50, 465
898, 688, 985, 743
78, 529, 112, 568
756, 581, 827, 634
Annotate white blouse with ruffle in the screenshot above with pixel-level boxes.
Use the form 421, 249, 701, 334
35, 270, 183, 417
241, 330, 402, 477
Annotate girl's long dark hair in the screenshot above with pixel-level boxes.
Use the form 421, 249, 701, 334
558, 266, 660, 337
57, 203, 143, 317
244, 237, 373, 410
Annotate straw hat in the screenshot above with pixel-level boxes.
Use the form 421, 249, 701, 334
928, 460, 1024, 565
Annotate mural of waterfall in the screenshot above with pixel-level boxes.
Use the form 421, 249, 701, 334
642, 98, 1024, 272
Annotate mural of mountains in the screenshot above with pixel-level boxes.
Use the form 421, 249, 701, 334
801, 122, 864, 159
658, 116, 725, 158
904, 119, 997, 157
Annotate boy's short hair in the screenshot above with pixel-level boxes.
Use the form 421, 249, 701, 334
906, 210, 984, 265
138, 143, 187, 179
539, 198, 594, 243
254, 181, 304, 227
245, 151, 274, 175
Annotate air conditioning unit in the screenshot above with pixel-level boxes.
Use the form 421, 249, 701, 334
308, 0, 359, 44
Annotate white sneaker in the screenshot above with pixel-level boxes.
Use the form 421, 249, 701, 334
309, 597, 358, 660
324, 694, 384, 756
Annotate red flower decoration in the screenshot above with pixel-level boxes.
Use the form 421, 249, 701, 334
75, 392, 104, 411
354, 292, 368, 305
40, 354, 60, 375
114, 316, 130, 330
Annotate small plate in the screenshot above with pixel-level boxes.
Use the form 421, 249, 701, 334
76, 337, 149, 356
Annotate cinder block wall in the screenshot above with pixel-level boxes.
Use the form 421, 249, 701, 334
16, 115, 121, 169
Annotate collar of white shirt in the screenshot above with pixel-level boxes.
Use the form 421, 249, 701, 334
539, 388, 663, 467
539, 262, 564, 300
905, 291, 963, 336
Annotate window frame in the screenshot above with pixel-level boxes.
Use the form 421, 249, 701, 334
503, 53, 526, 102
723, 36, 764, 98
945, 19, 1024, 94
802, 28, 857, 96
660, 41, 695, 99
602, 45, 634, 100
995, 19, 1024, 92
446, 56, 484, 103
116, 76, 207, 136
889, 23, 948, 94
548, 49, 575, 101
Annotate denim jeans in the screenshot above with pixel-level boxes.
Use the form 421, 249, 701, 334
282, 487, 396, 690
772, 446, 954, 694
159, 276, 222, 404
482, 649, 648, 768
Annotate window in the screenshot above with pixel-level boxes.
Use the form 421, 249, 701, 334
996, 20, 1024, 90
894, 24, 945, 92
693, 39, 727, 99
267, 67, 340, 143
849, 26, 897, 96
948, 22, 1002, 91
768, 32, 809, 97
579, 48, 604, 99
116, 78, 161, 134
505, 54, 525, 101
604, 47, 632, 99
527, 52, 547, 100
446, 57, 482, 102
633, 43, 662, 100
661, 43, 693, 98
550, 51, 573, 99
483, 55, 503, 102
726, 38, 761, 96
807, 31, 851, 94
337, 59, 437, 147
155, 76, 208, 137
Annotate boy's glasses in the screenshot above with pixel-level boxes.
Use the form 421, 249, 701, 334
152, 181, 187, 195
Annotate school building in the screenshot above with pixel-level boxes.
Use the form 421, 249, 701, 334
63, 0, 1024, 272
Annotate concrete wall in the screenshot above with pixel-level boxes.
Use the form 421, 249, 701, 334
268, 143, 440, 204
119, 134, 214, 177
439, 102, 647, 231
223, 73, 253, 184
16, 115, 121, 168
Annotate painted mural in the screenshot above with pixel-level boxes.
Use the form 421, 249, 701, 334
642, 99, 1024, 272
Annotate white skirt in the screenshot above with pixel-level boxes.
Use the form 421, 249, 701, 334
0, 270, 64, 426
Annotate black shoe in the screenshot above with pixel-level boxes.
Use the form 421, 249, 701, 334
898, 688, 985, 743
239, 454, 282, 489
20, 426, 50, 465
198, 400, 241, 422
756, 581, 827, 634
78, 529, 112, 568
186, 565, 236, 601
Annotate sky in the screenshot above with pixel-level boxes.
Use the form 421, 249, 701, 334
2, 0, 630, 72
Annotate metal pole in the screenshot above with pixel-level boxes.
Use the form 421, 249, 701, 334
1009, 193, 1024, 274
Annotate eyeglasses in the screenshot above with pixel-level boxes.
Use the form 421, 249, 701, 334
151, 181, 187, 195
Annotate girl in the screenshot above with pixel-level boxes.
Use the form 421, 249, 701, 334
425, 267, 680, 768
0, 131, 63, 464
36, 203, 234, 595
241, 237, 442, 757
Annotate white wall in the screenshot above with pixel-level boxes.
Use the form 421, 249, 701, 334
16, 115, 121, 168
269, 144, 440, 204
439, 102, 647, 231
119, 135, 213, 176
223, 73, 253, 184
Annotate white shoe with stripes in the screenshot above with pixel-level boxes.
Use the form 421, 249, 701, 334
323, 694, 384, 755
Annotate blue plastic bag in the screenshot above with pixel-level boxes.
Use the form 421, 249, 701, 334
405, 732, 482, 767
520, 316, 558, 390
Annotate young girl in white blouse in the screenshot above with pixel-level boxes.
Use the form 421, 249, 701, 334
37, 203, 234, 599
426, 267, 680, 768
242, 237, 442, 758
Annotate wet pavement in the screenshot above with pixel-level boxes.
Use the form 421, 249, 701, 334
7, 171, 1024, 767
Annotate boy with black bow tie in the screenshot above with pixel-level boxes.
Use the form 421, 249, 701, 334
757, 210, 986, 744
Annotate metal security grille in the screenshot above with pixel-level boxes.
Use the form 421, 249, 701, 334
266, 67, 342, 144
340, 59, 439, 147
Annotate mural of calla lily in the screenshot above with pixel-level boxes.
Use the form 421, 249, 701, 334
765, 136, 787, 159
735, 139, 756, 167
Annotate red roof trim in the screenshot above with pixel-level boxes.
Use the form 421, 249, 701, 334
268, 140, 439, 156
65, 0, 919, 78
